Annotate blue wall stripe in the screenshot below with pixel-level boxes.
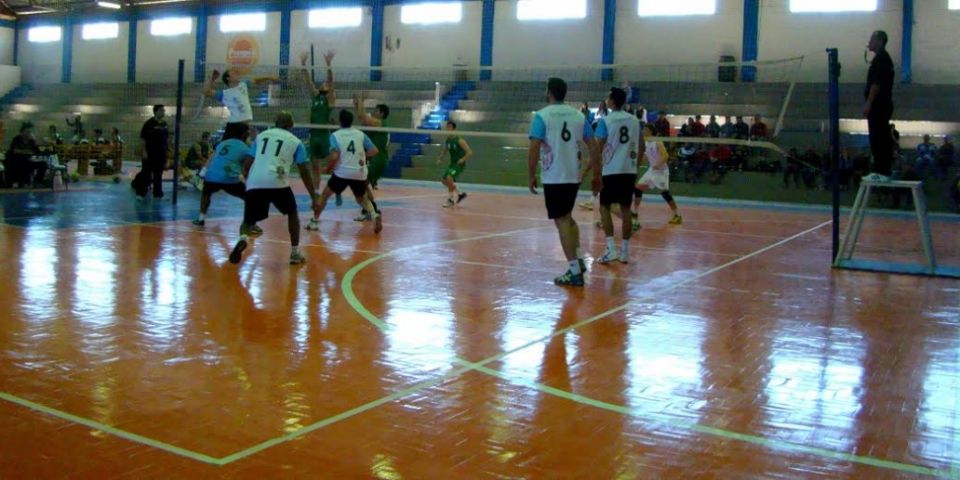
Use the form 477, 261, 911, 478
194, 5, 207, 84
0, 19, 15, 28
12, 21, 18, 66
370, 0, 384, 81
127, 19, 137, 83
901, 0, 913, 84
61, 17, 73, 83
479, 0, 494, 81
741, 0, 760, 83
601, 0, 615, 81
279, 4, 292, 83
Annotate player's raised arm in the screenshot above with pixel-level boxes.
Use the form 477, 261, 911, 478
323, 50, 336, 106
204, 70, 220, 99
299, 52, 319, 97
354, 91, 382, 127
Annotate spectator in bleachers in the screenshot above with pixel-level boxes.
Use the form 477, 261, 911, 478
750, 115, 769, 140
654, 112, 671, 137
734, 116, 749, 139
915, 134, 937, 178
73, 129, 90, 145
94, 129, 109, 145
111, 127, 124, 146
5, 122, 46, 188
679, 118, 693, 137
692, 115, 706, 137
938, 136, 954, 179
719, 116, 735, 138
66, 114, 83, 138
706, 115, 721, 138
46, 125, 64, 145
708, 143, 731, 184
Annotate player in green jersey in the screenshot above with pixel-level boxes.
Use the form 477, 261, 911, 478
302, 50, 341, 231
436, 120, 472, 208
354, 90, 391, 222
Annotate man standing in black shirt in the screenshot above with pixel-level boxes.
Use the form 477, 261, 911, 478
134, 105, 170, 199
863, 30, 895, 182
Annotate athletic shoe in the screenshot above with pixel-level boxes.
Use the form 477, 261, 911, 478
374, 213, 383, 234
192, 218, 205, 227
443, 198, 455, 208
289, 251, 307, 265
249, 225, 263, 236
669, 214, 683, 225
335, 194, 343, 207
554, 270, 585, 287
305, 218, 320, 231
457, 192, 468, 204
598, 250, 619, 265
862, 173, 892, 183
354, 212, 372, 222
229, 239, 248, 264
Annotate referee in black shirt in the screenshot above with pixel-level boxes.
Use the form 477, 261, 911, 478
135, 105, 170, 199
863, 30, 895, 182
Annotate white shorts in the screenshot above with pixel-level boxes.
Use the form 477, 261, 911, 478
638, 168, 670, 191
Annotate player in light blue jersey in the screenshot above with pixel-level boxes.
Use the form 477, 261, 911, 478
528, 77, 601, 287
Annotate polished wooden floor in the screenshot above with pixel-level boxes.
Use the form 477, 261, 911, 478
0, 181, 958, 479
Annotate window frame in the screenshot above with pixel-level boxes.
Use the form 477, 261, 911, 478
400, 2, 463, 25
637, 0, 716, 17
219, 12, 268, 33
150, 17, 193, 37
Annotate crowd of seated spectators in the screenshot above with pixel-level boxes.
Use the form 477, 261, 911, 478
2, 117, 125, 188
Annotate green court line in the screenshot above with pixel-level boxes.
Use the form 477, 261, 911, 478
458, 363, 948, 478
342, 225, 550, 332
0, 392, 224, 466
331, 219, 956, 478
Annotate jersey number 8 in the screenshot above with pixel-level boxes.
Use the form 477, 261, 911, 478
619, 126, 630, 144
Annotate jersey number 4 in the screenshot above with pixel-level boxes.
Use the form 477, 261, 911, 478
260, 139, 285, 157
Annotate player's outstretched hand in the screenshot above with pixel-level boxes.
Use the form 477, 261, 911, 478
323, 50, 336, 66
528, 177, 539, 195
299, 52, 309, 66
211, 70, 220, 82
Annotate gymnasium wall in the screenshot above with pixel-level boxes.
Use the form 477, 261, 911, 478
17, 27, 61, 84
135, 18, 196, 83
289, 9, 372, 70
913, 1, 960, 84
381, 2, 483, 69
615, 0, 743, 66
0, 27, 14, 65
71, 21, 130, 83
205, 12, 282, 75
757, 0, 902, 83
492, 0, 603, 68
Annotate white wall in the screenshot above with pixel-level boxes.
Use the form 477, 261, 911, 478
136, 18, 197, 83
0, 27, 14, 65
492, 0, 603, 67
206, 12, 281, 75
17, 28, 62, 84
0, 65, 21, 97
615, 0, 742, 66
758, 0, 903, 83
381, 2, 482, 68
72, 21, 129, 83
290, 9, 372, 70
912, 1, 960, 84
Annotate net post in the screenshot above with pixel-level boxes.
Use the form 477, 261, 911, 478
173, 59, 185, 206
827, 48, 841, 261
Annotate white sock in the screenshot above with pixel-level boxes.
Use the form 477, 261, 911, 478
569, 259, 581, 275
621, 240, 630, 256
198, 213, 206, 221
239, 234, 248, 243
605, 236, 616, 253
